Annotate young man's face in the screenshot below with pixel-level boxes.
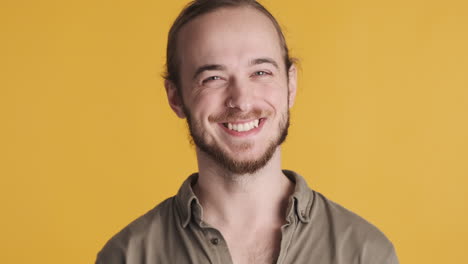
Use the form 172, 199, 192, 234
166, 6, 297, 174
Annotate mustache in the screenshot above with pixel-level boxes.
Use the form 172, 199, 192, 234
208, 108, 269, 123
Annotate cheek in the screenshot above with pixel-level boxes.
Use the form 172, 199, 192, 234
183, 83, 225, 111
188, 94, 224, 120
256, 81, 289, 106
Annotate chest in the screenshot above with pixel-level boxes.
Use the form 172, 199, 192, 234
222, 227, 283, 264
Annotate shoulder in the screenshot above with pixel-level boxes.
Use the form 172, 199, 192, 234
315, 191, 389, 239
95, 197, 176, 263
308, 190, 398, 263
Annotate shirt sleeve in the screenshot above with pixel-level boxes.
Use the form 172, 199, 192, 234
95, 240, 126, 264
386, 245, 399, 264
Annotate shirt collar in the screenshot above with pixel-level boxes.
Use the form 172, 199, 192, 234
175, 173, 201, 228
284, 170, 313, 224
175, 170, 314, 228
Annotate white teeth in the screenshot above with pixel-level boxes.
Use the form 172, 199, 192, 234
225, 119, 260, 132
239, 123, 245, 132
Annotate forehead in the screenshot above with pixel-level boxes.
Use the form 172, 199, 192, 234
176, 6, 283, 74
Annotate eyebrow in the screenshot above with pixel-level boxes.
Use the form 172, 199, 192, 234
249, 57, 279, 69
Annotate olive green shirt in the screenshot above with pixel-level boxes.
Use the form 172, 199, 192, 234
96, 170, 398, 264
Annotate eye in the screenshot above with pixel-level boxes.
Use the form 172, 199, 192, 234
202, 76, 222, 84
252, 71, 271, 77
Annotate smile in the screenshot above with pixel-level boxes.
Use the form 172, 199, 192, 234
220, 118, 266, 136
223, 119, 259, 132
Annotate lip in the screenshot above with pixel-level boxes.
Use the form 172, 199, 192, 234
218, 118, 266, 137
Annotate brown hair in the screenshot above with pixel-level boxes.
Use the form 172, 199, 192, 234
164, 0, 295, 90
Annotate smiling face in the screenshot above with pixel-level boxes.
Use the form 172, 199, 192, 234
165, 6, 297, 174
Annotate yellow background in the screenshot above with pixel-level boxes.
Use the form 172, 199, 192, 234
1, 0, 467, 263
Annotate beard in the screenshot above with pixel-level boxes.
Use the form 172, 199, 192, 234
183, 106, 290, 175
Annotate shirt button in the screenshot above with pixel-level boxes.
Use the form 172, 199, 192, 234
210, 238, 219, 245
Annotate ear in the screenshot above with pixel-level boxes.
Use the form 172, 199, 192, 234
287, 64, 297, 108
165, 79, 186, 118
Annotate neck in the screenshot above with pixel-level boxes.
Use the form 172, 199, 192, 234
193, 148, 294, 228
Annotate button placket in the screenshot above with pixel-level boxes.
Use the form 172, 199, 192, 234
210, 237, 219, 245
203, 228, 234, 264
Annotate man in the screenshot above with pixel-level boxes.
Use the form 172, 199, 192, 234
96, 0, 398, 263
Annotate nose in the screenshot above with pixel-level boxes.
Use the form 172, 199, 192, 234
225, 78, 253, 112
